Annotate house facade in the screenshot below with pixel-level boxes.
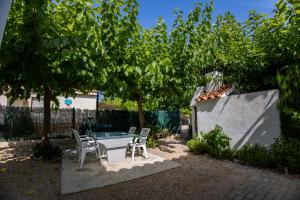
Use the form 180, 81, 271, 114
0, 92, 97, 110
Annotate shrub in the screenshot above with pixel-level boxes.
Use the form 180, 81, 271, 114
202, 125, 231, 153
221, 148, 235, 161
155, 128, 171, 138
146, 135, 160, 148
268, 137, 300, 174
187, 125, 232, 159
236, 144, 269, 167
187, 125, 300, 174
187, 137, 208, 154
143, 125, 171, 148
32, 143, 61, 159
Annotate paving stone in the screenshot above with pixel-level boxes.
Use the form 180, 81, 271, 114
224, 171, 300, 200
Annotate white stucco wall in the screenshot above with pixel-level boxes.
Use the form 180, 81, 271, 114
193, 89, 281, 149
0, 0, 12, 46
1, 94, 96, 110
0, 95, 8, 106
56, 94, 96, 110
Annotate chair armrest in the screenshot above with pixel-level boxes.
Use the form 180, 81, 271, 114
82, 141, 96, 148
80, 136, 94, 140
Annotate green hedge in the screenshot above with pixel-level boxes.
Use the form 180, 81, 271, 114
187, 125, 300, 174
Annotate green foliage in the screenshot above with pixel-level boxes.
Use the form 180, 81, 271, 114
1, 0, 300, 141
235, 138, 300, 173
0, 0, 106, 101
180, 108, 192, 116
32, 143, 61, 160
0, 0, 111, 144
143, 125, 171, 148
186, 138, 204, 154
188, 126, 300, 173
236, 144, 269, 167
201, 125, 231, 153
187, 125, 233, 159
268, 137, 300, 174
146, 135, 160, 148
277, 65, 300, 138
103, 98, 137, 111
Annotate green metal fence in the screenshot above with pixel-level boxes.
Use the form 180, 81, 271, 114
0, 106, 180, 140
94, 110, 180, 134
145, 110, 180, 134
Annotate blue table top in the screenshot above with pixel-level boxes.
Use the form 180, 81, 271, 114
93, 131, 133, 140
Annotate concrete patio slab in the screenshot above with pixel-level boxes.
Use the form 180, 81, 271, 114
60, 149, 181, 195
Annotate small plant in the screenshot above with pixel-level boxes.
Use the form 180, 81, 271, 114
236, 144, 269, 167
187, 137, 204, 153
146, 135, 160, 148
32, 142, 61, 160
156, 128, 171, 138
143, 125, 171, 148
187, 125, 232, 159
202, 125, 231, 153
268, 137, 300, 174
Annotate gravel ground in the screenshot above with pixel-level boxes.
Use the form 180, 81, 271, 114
0, 138, 299, 200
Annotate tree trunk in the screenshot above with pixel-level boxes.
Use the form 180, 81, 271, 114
137, 94, 145, 128
43, 88, 51, 146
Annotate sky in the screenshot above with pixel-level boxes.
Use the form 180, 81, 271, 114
138, 0, 278, 29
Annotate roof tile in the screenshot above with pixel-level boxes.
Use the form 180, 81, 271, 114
196, 85, 232, 102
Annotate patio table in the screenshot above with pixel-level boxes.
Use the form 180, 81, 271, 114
94, 131, 136, 163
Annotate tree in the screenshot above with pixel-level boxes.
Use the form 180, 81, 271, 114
0, 0, 106, 146
104, 17, 172, 128
167, 1, 213, 107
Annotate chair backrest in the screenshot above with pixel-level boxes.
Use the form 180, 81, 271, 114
128, 127, 136, 135
72, 129, 82, 148
139, 128, 150, 145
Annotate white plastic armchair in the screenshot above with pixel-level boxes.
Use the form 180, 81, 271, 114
131, 128, 150, 161
128, 126, 136, 135
128, 126, 137, 145
73, 130, 101, 168
73, 130, 94, 155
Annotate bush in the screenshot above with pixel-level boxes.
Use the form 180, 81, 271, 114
187, 137, 207, 154
187, 125, 233, 159
236, 144, 269, 167
32, 142, 61, 159
155, 128, 171, 138
143, 125, 172, 148
202, 125, 231, 153
187, 125, 300, 174
268, 137, 300, 174
146, 135, 160, 148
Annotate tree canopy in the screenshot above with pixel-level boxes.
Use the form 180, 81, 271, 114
1, 0, 299, 134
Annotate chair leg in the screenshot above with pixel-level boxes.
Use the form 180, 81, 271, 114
78, 149, 81, 163
143, 145, 148, 159
97, 148, 102, 167
131, 144, 136, 161
80, 151, 86, 169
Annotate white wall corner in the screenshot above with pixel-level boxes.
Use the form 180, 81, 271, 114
0, 0, 13, 46
190, 86, 204, 107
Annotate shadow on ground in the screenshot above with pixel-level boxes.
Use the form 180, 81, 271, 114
0, 138, 299, 200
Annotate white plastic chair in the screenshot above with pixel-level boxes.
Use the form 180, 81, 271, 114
128, 126, 137, 146
131, 128, 150, 161
73, 130, 101, 168
73, 130, 94, 159
128, 126, 136, 135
